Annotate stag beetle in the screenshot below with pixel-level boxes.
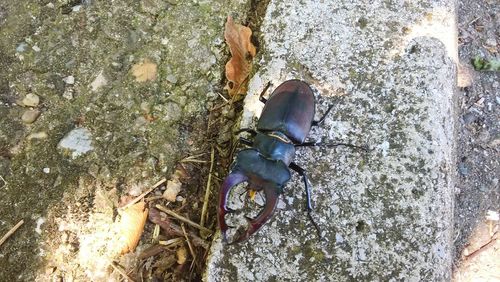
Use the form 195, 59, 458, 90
218, 80, 365, 243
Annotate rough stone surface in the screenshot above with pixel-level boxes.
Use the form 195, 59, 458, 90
0, 0, 250, 280
206, 0, 457, 281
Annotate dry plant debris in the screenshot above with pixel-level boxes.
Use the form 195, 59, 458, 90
0, 219, 24, 247
116, 202, 148, 254
176, 246, 188, 265
224, 16, 256, 97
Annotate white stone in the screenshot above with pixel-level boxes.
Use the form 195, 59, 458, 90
57, 128, 94, 158
90, 71, 108, 91
63, 75, 75, 85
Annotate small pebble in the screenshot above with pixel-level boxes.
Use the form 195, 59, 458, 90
63, 75, 75, 85
32, 45, 41, 52
16, 43, 27, 53
43, 167, 50, 174
22, 93, 40, 107
90, 71, 107, 91
35, 217, 45, 234
63, 89, 74, 100
21, 109, 41, 124
358, 248, 367, 261
166, 74, 177, 84
163, 178, 182, 202
485, 37, 497, 47
458, 162, 469, 176
27, 131, 48, 140
495, 96, 500, 105
462, 112, 476, 125
335, 233, 344, 243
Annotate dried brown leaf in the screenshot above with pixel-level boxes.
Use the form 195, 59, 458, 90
131, 60, 157, 82
224, 16, 256, 97
117, 201, 148, 254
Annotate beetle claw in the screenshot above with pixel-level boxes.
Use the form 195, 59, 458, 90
230, 184, 280, 244
218, 171, 248, 242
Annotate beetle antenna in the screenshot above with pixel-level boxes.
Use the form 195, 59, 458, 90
307, 211, 322, 239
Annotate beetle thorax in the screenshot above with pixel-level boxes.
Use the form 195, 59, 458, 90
253, 131, 296, 166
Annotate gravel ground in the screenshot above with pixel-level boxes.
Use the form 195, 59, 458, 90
453, 0, 499, 279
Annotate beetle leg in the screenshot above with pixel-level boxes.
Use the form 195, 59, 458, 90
218, 171, 248, 242
297, 141, 369, 151
238, 137, 253, 147
258, 81, 272, 104
230, 184, 279, 243
289, 162, 321, 238
312, 104, 334, 126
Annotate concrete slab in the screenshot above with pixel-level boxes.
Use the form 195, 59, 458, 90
206, 0, 457, 280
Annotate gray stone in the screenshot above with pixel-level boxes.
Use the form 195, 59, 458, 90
458, 162, 469, 176
21, 109, 41, 124
16, 42, 27, 53
462, 112, 476, 125
57, 128, 94, 158
166, 74, 177, 84
206, 0, 456, 281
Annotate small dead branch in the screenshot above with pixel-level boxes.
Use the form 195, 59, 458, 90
0, 175, 7, 189
121, 178, 166, 210
200, 147, 215, 229
159, 237, 184, 248
181, 223, 196, 263
0, 219, 24, 247
464, 231, 498, 260
180, 153, 208, 163
155, 205, 212, 234
110, 261, 136, 282
217, 92, 229, 103
149, 208, 209, 249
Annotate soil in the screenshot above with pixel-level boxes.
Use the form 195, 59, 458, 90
453, 0, 500, 279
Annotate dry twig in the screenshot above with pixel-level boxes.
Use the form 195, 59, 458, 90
0, 219, 24, 247
121, 178, 166, 210
110, 261, 135, 282
181, 223, 196, 263
464, 231, 498, 260
159, 237, 184, 247
200, 147, 215, 228
149, 208, 209, 249
155, 205, 212, 234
